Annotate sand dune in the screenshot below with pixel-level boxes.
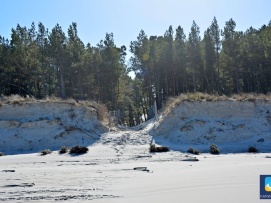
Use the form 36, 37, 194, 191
0, 100, 270, 202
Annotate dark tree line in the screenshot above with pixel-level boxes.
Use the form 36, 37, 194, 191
1, 18, 271, 125
0, 22, 142, 125
130, 17, 271, 110
0, 22, 128, 109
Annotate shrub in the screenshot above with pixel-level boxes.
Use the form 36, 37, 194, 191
59, 146, 68, 154
150, 144, 156, 153
149, 144, 169, 153
248, 146, 259, 153
0, 152, 5, 156
95, 103, 109, 123
210, 144, 220, 155
155, 146, 169, 152
187, 147, 200, 155
41, 149, 51, 155
69, 146, 89, 154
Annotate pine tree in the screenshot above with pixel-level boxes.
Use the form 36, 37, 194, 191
0, 36, 11, 95
67, 22, 85, 98
98, 33, 127, 110
27, 22, 40, 97
203, 28, 216, 92
10, 24, 30, 95
187, 21, 204, 92
221, 18, 242, 93
163, 25, 175, 99
174, 25, 187, 93
209, 17, 221, 92
37, 22, 50, 98
48, 24, 67, 98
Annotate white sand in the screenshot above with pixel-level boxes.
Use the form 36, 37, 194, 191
0, 129, 270, 202
0, 101, 270, 202
104, 154, 270, 203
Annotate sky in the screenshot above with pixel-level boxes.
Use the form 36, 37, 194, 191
1, 0, 271, 60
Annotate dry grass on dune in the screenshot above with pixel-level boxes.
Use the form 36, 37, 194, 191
161, 92, 271, 117
0, 94, 109, 123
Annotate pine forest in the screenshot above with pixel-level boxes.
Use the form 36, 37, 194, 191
1, 18, 271, 125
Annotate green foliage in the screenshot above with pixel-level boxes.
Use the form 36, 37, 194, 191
188, 21, 204, 92
210, 144, 220, 155
1, 19, 271, 126
69, 146, 89, 154
150, 144, 156, 152
149, 144, 169, 153
59, 146, 68, 154
41, 149, 51, 155
248, 146, 259, 153
187, 147, 201, 155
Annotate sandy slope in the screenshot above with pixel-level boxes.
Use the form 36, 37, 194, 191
0, 102, 107, 154
0, 100, 271, 202
151, 100, 271, 153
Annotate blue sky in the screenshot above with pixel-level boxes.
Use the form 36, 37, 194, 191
1, 0, 271, 54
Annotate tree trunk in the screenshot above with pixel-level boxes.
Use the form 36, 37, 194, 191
142, 104, 147, 121
60, 67, 66, 98
193, 70, 196, 92
41, 66, 45, 98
